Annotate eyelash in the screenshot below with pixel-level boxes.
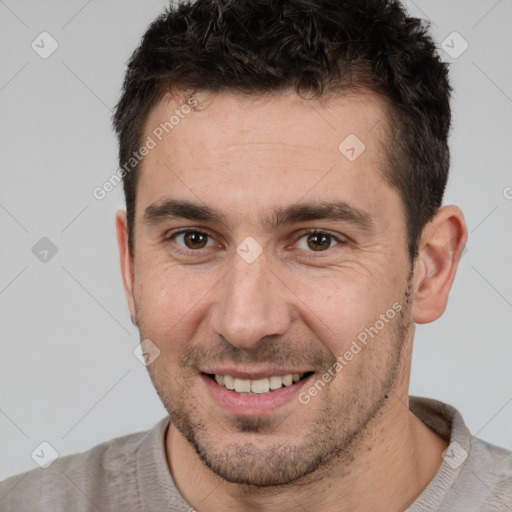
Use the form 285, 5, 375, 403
164, 228, 346, 257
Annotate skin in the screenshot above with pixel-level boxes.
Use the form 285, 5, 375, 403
115, 88, 467, 511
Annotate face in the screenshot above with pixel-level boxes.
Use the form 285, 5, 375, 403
122, 89, 416, 486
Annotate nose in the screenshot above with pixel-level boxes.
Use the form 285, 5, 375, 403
209, 248, 292, 350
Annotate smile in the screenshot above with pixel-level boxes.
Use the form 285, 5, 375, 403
206, 372, 314, 394
201, 371, 316, 416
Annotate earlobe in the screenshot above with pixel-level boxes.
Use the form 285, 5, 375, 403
411, 205, 468, 324
115, 210, 138, 326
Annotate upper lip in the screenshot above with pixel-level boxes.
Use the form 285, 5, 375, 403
200, 367, 313, 380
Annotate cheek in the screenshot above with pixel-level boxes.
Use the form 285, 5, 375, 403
134, 263, 215, 346
285, 266, 402, 353
288, 265, 373, 310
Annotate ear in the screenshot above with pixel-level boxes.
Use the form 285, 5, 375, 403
115, 209, 138, 326
411, 205, 468, 324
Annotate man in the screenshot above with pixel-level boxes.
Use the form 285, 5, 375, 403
1, 0, 511, 510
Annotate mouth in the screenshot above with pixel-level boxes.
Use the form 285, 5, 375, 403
200, 371, 316, 416
203, 371, 315, 395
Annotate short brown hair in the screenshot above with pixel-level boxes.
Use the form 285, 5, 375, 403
112, 0, 451, 261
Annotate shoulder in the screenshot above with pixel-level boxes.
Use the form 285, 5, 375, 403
469, 437, 512, 506
409, 396, 512, 510
0, 426, 155, 512
442, 436, 512, 511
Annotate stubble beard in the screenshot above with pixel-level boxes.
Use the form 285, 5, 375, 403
141, 280, 413, 488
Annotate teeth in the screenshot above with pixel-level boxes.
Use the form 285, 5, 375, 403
269, 375, 283, 390
251, 378, 270, 394
234, 378, 251, 393
282, 374, 293, 386
224, 375, 235, 390
213, 373, 306, 394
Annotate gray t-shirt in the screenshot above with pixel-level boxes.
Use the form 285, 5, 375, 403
1, 396, 511, 511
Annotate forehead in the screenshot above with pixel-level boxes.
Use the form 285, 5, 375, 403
144, 88, 389, 157
136, 88, 398, 230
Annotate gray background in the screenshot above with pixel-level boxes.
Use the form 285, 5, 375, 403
0, 0, 511, 480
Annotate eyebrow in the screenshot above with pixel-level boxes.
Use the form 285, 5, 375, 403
143, 198, 375, 232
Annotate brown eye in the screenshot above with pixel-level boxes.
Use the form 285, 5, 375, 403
307, 233, 331, 251
183, 231, 209, 249
169, 230, 215, 252
295, 230, 341, 253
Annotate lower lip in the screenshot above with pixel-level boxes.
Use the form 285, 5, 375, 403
201, 373, 314, 416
